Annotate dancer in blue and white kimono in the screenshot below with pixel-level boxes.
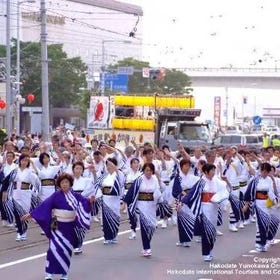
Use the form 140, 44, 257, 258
22, 173, 94, 280
0, 151, 17, 228
222, 150, 242, 232
1, 154, 40, 241
93, 157, 125, 244
171, 158, 200, 247
181, 163, 229, 261
37, 152, 61, 203
237, 150, 255, 226
269, 166, 280, 243
123, 158, 142, 240
243, 162, 280, 252
72, 161, 94, 254
123, 162, 164, 257
158, 148, 178, 229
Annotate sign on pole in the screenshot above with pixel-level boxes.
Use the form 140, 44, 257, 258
103, 73, 128, 93
214, 96, 221, 127
117, 66, 134, 75
142, 67, 150, 78
253, 115, 262, 125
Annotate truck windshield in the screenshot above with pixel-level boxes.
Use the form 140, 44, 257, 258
177, 124, 210, 142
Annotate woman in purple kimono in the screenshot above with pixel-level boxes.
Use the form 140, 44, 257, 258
22, 173, 94, 280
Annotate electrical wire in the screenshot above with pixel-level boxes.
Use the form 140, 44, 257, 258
15, 4, 140, 39
10, 2, 140, 16
4, 5, 143, 42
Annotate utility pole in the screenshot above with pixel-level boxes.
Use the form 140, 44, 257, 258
16, 0, 21, 135
100, 40, 132, 95
225, 87, 229, 127
40, 0, 50, 141
5, 0, 12, 138
101, 40, 105, 95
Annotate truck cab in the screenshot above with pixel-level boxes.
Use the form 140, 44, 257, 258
157, 109, 212, 150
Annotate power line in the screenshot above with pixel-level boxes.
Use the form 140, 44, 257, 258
3, 5, 143, 42
15, 5, 140, 39
10, 2, 131, 15
48, 9, 138, 38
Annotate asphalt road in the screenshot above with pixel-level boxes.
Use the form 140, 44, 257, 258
0, 215, 280, 280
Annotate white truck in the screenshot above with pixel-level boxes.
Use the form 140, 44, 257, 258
156, 108, 212, 150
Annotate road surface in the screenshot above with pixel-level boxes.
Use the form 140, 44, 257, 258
0, 215, 280, 280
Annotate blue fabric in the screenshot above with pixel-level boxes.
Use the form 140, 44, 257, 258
200, 213, 216, 256
172, 174, 183, 199
31, 190, 91, 275
228, 192, 241, 223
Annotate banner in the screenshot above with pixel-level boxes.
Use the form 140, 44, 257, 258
108, 96, 115, 129
87, 96, 110, 128
90, 129, 155, 146
142, 67, 150, 78
214, 96, 221, 127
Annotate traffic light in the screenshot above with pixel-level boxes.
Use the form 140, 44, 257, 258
149, 69, 160, 80
149, 68, 166, 81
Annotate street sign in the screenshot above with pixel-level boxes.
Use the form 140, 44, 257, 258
253, 115, 262, 125
117, 66, 134, 75
104, 73, 128, 93
22, 106, 42, 113
142, 67, 150, 78
65, 123, 75, 130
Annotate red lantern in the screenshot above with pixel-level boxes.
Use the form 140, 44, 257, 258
27, 93, 35, 104
0, 99, 6, 109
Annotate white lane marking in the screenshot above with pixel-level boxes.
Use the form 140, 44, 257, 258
249, 249, 259, 253
0, 253, 46, 269
242, 254, 255, 257
0, 228, 135, 270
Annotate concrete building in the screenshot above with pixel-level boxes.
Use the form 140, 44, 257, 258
1, 0, 143, 64
0, 0, 143, 133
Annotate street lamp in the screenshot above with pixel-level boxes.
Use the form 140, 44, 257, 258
100, 39, 132, 95
16, 0, 35, 135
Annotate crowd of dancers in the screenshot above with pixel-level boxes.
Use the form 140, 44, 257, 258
0, 132, 280, 280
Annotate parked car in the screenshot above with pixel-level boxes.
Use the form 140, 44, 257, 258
223, 125, 242, 135
263, 126, 280, 135
213, 134, 263, 150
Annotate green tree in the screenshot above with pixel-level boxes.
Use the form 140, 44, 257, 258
107, 57, 192, 94
0, 40, 87, 108
107, 57, 151, 94
157, 69, 193, 95
76, 88, 92, 120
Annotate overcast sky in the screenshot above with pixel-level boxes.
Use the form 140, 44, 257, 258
124, 0, 280, 69
122, 0, 280, 125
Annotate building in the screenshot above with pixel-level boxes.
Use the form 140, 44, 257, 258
1, 0, 143, 61
0, 0, 143, 133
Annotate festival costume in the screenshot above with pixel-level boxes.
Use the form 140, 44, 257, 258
244, 176, 280, 250
124, 175, 164, 255
172, 170, 200, 244
182, 176, 229, 259
31, 190, 91, 277
38, 165, 61, 202
2, 167, 40, 238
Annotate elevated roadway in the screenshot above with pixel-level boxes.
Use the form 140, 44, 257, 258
180, 67, 280, 89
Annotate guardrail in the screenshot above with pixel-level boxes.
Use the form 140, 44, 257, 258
177, 67, 280, 73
